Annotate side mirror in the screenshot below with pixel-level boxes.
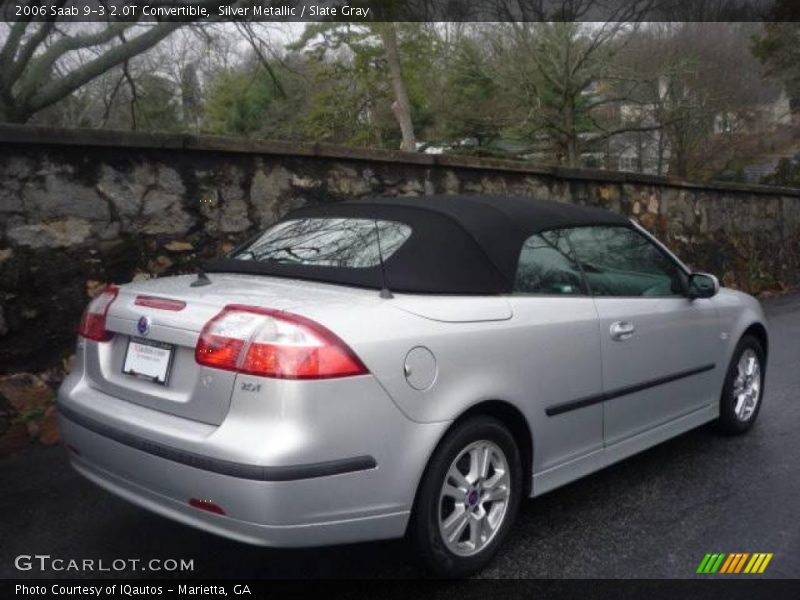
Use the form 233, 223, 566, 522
687, 273, 719, 299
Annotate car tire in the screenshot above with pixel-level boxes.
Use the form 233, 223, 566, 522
410, 416, 523, 577
717, 335, 766, 435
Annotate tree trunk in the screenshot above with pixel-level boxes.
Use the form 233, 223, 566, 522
636, 133, 644, 173
566, 136, 579, 167
564, 101, 579, 167
672, 136, 689, 178
377, 24, 417, 153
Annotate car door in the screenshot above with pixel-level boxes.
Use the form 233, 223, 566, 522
507, 229, 604, 471
565, 225, 720, 446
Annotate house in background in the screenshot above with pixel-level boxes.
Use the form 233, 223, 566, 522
714, 83, 792, 136
598, 77, 672, 175
602, 77, 796, 181
712, 82, 799, 183
611, 104, 671, 175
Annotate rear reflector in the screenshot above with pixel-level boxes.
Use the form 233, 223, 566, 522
189, 498, 226, 515
77, 285, 119, 342
195, 305, 368, 379
134, 295, 186, 311
66, 443, 81, 456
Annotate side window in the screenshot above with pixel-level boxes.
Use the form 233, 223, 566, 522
514, 229, 586, 295
565, 226, 687, 297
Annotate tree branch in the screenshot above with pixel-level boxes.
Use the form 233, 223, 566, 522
3, 17, 62, 91
234, 22, 287, 99
26, 22, 183, 115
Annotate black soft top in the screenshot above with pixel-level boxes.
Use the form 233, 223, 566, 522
205, 195, 631, 294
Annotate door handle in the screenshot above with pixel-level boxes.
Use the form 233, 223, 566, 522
610, 321, 636, 341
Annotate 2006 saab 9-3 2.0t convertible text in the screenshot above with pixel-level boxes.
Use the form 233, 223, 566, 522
58, 195, 768, 576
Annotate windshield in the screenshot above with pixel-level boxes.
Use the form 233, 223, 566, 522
232, 218, 412, 268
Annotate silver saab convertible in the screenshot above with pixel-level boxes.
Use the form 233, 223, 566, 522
58, 195, 768, 576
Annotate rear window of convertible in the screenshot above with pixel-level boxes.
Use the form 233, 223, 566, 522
231, 218, 412, 268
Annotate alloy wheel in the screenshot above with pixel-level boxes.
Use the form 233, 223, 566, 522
437, 440, 511, 557
733, 348, 761, 422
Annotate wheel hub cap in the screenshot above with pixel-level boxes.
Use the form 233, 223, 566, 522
733, 348, 761, 422
438, 440, 511, 557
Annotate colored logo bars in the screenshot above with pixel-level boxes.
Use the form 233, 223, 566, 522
696, 553, 773, 574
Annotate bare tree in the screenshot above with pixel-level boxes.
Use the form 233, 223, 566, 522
624, 22, 770, 178
234, 22, 287, 99
490, 16, 650, 165
0, 0, 232, 123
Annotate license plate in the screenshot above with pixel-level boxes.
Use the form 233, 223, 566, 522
122, 337, 174, 385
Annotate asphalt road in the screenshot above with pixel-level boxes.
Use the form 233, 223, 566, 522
2, 294, 799, 580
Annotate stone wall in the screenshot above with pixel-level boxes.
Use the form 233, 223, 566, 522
1, 124, 799, 373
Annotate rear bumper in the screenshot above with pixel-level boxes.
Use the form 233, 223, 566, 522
59, 402, 377, 481
57, 370, 450, 548
60, 415, 408, 547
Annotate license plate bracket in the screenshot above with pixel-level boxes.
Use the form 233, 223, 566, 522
122, 337, 175, 385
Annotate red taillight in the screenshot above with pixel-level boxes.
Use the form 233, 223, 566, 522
195, 305, 368, 380
134, 295, 186, 311
77, 285, 119, 342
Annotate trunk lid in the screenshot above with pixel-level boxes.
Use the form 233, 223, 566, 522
84, 273, 378, 425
